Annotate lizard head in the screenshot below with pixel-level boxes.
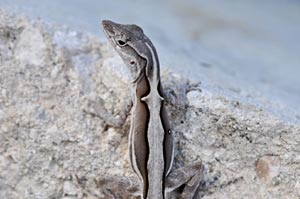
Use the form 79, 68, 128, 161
102, 20, 145, 46
101, 20, 149, 83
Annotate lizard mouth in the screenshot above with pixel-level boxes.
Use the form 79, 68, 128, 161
101, 20, 116, 36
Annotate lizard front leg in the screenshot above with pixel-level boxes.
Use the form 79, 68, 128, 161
84, 96, 133, 128
165, 162, 204, 199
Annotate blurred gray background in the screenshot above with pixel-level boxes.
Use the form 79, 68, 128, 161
1, 0, 299, 123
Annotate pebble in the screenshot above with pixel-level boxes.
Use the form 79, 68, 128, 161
256, 155, 280, 182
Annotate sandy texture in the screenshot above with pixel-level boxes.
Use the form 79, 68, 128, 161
0, 10, 299, 199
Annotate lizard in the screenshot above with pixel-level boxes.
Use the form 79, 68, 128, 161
100, 20, 204, 199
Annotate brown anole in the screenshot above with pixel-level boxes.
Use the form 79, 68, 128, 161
100, 20, 204, 199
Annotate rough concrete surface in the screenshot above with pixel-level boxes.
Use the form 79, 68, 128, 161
0, 10, 299, 199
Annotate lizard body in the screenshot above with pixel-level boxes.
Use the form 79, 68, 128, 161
101, 20, 202, 199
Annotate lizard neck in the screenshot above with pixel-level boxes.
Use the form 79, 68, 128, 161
144, 40, 161, 85
133, 73, 150, 98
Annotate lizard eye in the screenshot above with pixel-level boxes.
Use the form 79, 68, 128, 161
130, 60, 136, 66
117, 40, 126, 46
